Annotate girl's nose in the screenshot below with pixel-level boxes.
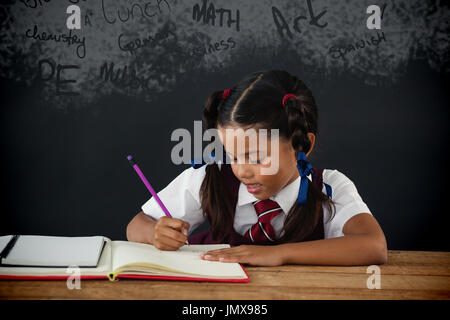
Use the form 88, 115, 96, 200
236, 163, 254, 180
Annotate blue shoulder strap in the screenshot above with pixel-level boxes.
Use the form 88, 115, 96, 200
324, 182, 332, 199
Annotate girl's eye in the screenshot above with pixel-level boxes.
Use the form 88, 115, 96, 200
226, 153, 267, 164
249, 155, 266, 165
254, 157, 263, 164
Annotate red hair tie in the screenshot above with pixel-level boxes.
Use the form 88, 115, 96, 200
282, 93, 297, 107
222, 88, 232, 100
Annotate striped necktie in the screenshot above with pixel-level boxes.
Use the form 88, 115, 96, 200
244, 199, 283, 244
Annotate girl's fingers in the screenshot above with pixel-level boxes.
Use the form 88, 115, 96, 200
203, 247, 241, 255
201, 251, 246, 261
160, 217, 190, 234
154, 241, 179, 251
154, 234, 185, 250
159, 226, 187, 244
204, 254, 246, 263
200, 246, 252, 261
200, 250, 228, 259
218, 256, 240, 263
201, 254, 226, 261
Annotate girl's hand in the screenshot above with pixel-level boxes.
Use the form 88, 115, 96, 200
152, 216, 190, 251
199, 245, 284, 266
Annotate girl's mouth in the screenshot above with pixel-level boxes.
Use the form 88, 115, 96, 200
246, 183, 262, 194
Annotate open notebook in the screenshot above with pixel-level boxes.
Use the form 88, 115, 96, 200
0, 235, 249, 282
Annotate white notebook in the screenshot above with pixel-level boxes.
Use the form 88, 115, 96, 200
0, 235, 105, 267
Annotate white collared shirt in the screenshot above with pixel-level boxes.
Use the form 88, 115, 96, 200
141, 166, 372, 239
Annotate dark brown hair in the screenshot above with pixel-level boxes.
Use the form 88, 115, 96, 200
200, 70, 335, 243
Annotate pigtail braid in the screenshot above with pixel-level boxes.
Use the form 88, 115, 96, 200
278, 77, 335, 243
202, 91, 222, 130
199, 91, 234, 241
284, 98, 312, 154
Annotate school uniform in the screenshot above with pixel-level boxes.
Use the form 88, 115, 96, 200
141, 163, 372, 245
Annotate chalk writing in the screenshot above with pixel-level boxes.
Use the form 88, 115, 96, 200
193, 0, 240, 32
328, 32, 387, 60
99, 61, 152, 91
101, 0, 171, 25
1, 0, 445, 107
20, 0, 52, 9
204, 37, 236, 54
37, 59, 80, 96
272, 0, 327, 39
173, 37, 237, 60
118, 25, 177, 55
25, 25, 86, 59
84, 9, 93, 27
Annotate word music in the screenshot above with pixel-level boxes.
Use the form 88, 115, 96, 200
99, 61, 152, 91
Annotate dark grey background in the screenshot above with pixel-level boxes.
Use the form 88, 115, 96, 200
0, 0, 449, 251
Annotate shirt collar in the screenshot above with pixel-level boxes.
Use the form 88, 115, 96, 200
237, 174, 312, 215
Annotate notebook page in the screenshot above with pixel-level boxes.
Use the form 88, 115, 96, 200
111, 241, 246, 278
1, 235, 105, 267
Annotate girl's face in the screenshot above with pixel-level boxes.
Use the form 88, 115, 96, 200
218, 125, 302, 200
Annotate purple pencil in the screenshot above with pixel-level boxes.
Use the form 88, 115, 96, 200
127, 155, 173, 218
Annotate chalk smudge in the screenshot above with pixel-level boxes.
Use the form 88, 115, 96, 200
0, 0, 448, 108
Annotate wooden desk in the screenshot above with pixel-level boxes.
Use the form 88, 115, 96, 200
1, 250, 449, 300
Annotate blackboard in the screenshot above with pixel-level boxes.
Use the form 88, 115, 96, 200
1, 0, 449, 251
